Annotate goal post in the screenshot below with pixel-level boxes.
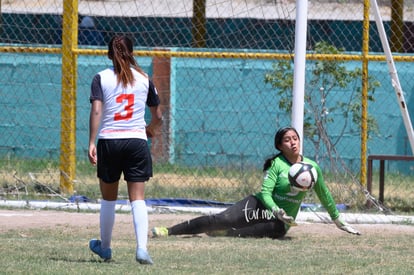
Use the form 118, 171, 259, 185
371, 0, 414, 155
291, 0, 308, 155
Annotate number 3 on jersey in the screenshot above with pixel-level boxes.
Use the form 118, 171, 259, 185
114, 94, 134, 121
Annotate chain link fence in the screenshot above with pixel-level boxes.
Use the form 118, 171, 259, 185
1, 0, 414, 215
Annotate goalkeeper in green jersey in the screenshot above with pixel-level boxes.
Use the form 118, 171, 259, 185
152, 126, 360, 238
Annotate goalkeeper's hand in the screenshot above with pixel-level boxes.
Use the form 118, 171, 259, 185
333, 217, 361, 235
273, 209, 297, 226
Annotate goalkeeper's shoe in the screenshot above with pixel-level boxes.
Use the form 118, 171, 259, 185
89, 239, 112, 261
136, 248, 154, 265
151, 226, 169, 237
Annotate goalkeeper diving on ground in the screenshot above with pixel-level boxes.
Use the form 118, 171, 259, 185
152, 126, 360, 238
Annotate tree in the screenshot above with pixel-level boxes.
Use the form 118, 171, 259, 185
264, 41, 380, 167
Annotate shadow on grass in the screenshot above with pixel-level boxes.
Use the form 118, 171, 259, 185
49, 256, 121, 264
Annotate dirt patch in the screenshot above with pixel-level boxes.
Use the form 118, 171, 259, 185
1, 209, 413, 237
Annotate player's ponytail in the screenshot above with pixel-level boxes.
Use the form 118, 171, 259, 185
263, 154, 280, 171
108, 35, 146, 88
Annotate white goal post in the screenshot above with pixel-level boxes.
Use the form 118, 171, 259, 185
371, 0, 414, 155
291, 0, 308, 154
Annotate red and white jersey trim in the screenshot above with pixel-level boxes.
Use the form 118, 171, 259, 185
96, 67, 149, 140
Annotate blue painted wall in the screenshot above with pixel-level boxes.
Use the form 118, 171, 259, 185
168, 57, 414, 172
1, 51, 414, 173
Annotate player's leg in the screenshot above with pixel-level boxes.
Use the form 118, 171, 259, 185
164, 204, 248, 235
128, 181, 152, 264
98, 180, 119, 249
124, 138, 153, 264
165, 195, 269, 235
208, 220, 287, 238
90, 139, 122, 261
166, 214, 221, 235
205, 195, 286, 238
89, 180, 119, 261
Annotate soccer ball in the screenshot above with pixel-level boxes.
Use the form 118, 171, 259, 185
288, 162, 318, 190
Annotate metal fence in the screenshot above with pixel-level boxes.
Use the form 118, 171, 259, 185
1, 0, 414, 215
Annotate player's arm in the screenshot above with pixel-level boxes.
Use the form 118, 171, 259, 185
146, 105, 162, 138
312, 162, 361, 235
88, 100, 102, 165
145, 80, 163, 138
88, 74, 103, 165
333, 216, 361, 235
257, 161, 296, 226
258, 166, 279, 211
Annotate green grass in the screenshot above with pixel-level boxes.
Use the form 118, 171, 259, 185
0, 215, 413, 274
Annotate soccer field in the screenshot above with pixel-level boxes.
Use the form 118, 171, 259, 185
1, 209, 413, 274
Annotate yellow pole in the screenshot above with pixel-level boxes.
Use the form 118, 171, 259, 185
60, 0, 78, 194
360, 0, 370, 187
192, 0, 206, 48
390, 0, 404, 52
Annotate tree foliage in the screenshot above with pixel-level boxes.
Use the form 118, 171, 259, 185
264, 41, 380, 165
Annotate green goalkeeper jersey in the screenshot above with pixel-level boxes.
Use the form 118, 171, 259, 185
255, 155, 340, 222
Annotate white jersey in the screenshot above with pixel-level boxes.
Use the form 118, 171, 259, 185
90, 67, 159, 140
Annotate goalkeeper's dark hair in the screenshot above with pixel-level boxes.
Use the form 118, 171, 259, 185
263, 126, 300, 171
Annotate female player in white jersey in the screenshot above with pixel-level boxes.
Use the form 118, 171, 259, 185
88, 35, 162, 264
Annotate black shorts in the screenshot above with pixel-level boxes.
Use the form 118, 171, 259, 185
97, 138, 153, 183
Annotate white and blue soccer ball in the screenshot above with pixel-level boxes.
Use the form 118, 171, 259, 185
288, 162, 318, 190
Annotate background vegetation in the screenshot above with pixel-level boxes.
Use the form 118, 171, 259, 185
1, 159, 414, 214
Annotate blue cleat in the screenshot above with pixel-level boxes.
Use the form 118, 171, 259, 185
89, 239, 112, 261
136, 248, 153, 265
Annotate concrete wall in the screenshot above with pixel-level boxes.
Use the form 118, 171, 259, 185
1, 51, 414, 173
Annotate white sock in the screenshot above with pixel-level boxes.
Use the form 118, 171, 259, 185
131, 200, 149, 251
100, 199, 116, 250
